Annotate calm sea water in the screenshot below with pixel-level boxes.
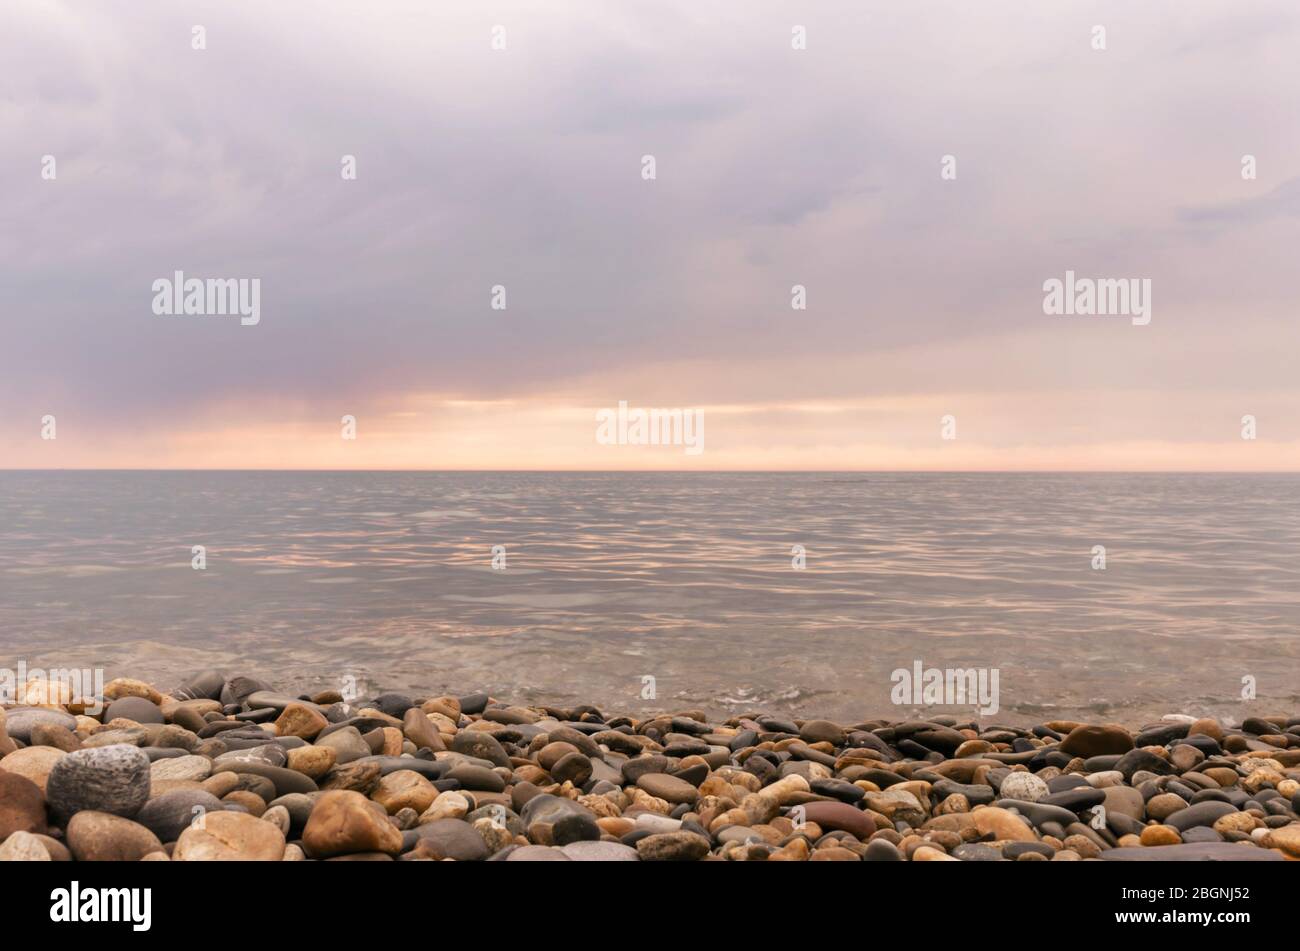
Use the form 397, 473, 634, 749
1, 471, 1297, 724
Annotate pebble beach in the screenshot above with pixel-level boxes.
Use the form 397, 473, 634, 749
2, 671, 1299, 862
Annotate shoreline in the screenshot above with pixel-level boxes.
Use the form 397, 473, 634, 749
2, 670, 1298, 862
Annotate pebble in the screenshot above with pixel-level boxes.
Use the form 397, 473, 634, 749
66, 811, 164, 861
174, 810, 286, 860
8, 671, 1300, 864
302, 790, 403, 858
45, 745, 151, 820
0, 829, 50, 861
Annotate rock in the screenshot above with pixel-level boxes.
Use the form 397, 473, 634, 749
559, 840, 640, 861
1145, 792, 1188, 821
505, 845, 570, 861
549, 752, 593, 786
799, 719, 845, 745
174, 811, 286, 860
446, 764, 505, 793
410, 819, 489, 861
46, 745, 151, 820
1165, 801, 1239, 832
0, 772, 47, 839
636, 831, 711, 861
274, 703, 328, 740
801, 801, 875, 839
0, 746, 66, 791
316, 726, 370, 764
302, 790, 403, 858
135, 790, 225, 843
521, 794, 600, 846
172, 670, 225, 701
372, 770, 437, 815
999, 772, 1049, 803
28, 723, 82, 752
0, 830, 50, 861
1058, 724, 1135, 758
1263, 824, 1300, 858
864, 839, 904, 861
286, 745, 335, 779
1102, 785, 1146, 821
401, 709, 444, 752
450, 731, 510, 768
104, 696, 164, 725
1115, 749, 1174, 780
971, 806, 1038, 842
66, 811, 164, 861
1, 708, 77, 744
103, 678, 163, 704
150, 755, 212, 783
636, 773, 700, 805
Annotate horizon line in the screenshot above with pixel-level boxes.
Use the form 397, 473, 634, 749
2, 468, 1297, 475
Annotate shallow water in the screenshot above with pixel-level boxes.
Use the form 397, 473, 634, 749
1, 471, 1297, 725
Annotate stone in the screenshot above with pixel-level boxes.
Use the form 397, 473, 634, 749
420, 791, 471, 823
174, 811, 286, 860
0, 772, 47, 839
636, 773, 700, 805
799, 720, 845, 745
286, 745, 336, 779
1145, 792, 1188, 821
135, 790, 225, 843
401, 709, 445, 752
0, 830, 50, 861
971, 806, 1038, 842
450, 731, 510, 768
1102, 785, 1146, 821
864, 838, 904, 861
1, 708, 77, 743
999, 772, 1049, 803
1141, 824, 1182, 846
46, 745, 151, 820
410, 818, 489, 861
801, 800, 875, 840
104, 696, 165, 725
1058, 724, 1134, 758
559, 840, 640, 861
505, 845, 571, 861
1263, 824, 1300, 858
66, 811, 164, 861
1115, 749, 1174, 780
316, 726, 370, 764
521, 794, 600, 846
635, 831, 711, 861
0, 746, 65, 792
302, 790, 403, 858
274, 703, 328, 739
549, 751, 593, 786
104, 678, 164, 704
372, 770, 437, 815
28, 723, 82, 752
1165, 801, 1239, 832
150, 755, 212, 783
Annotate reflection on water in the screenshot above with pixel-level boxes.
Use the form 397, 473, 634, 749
1, 471, 1297, 723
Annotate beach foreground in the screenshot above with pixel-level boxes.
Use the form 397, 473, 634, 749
1, 672, 1298, 862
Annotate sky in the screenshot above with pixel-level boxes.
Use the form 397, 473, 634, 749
2, 0, 1298, 470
